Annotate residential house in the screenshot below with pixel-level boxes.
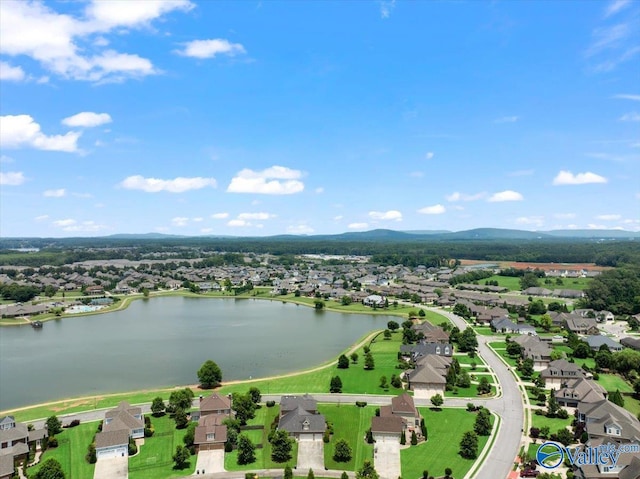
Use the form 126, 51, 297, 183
191, 393, 232, 422
371, 416, 404, 443
555, 378, 607, 408
522, 287, 553, 297
564, 317, 599, 335
363, 295, 386, 307
585, 336, 623, 352
278, 395, 326, 441
0, 455, 14, 479
621, 337, 640, 351
491, 318, 536, 335
95, 430, 129, 459
405, 354, 451, 399
0, 416, 47, 467
512, 335, 553, 371
191, 394, 232, 451
400, 341, 453, 361
95, 401, 144, 459
412, 322, 450, 343
85, 285, 104, 295
540, 360, 586, 388
375, 393, 422, 441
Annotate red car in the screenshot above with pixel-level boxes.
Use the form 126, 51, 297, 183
520, 469, 540, 478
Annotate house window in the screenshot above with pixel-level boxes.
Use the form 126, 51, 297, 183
206, 433, 215, 441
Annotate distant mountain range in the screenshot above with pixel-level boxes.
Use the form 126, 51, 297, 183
101, 228, 640, 241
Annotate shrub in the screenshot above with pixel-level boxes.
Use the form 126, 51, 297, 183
323, 429, 331, 443
86, 442, 97, 464
144, 427, 154, 437
48, 436, 58, 448
68, 419, 80, 428
466, 403, 476, 412
557, 409, 569, 419
530, 427, 540, 438
356, 401, 368, 407
266, 400, 276, 408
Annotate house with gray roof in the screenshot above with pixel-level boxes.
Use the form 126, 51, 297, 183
0, 416, 47, 466
491, 317, 536, 335
585, 335, 623, 352
0, 455, 14, 479
399, 341, 452, 361
405, 355, 451, 399
621, 337, 640, 351
278, 395, 326, 441
540, 359, 586, 388
555, 378, 607, 408
512, 335, 553, 371
565, 317, 599, 335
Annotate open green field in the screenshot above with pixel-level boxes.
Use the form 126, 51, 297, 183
597, 374, 634, 393
129, 414, 196, 479
530, 413, 573, 432
224, 405, 298, 471
401, 408, 491, 479
484, 275, 593, 292
26, 423, 97, 479
484, 275, 522, 291
319, 404, 375, 471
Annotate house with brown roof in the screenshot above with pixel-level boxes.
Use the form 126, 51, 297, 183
412, 322, 450, 343
375, 393, 423, 442
564, 317, 599, 335
511, 335, 553, 371
555, 378, 607, 408
95, 401, 144, 460
194, 414, 228, 452
371, 416, 404, 443
405, 355, 451, 399
540, 359, 586, 388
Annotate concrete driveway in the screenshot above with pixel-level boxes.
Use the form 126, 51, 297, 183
195, 449, 225, 474
374, 442, 400, 479
297, 439, 325, 472
94, 456, 128, 479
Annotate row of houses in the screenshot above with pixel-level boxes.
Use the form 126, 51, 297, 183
0, 416, 48, 479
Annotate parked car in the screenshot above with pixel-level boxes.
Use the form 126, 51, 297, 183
520, 469, 540, 478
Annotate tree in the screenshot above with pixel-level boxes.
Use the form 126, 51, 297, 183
430, 394, 443, 409
356, 460, 379, 479
237, 434, 256, 465
337, 354, 350, 369
456, 370, 471, 388
540, 314, 553, 331
233, 393, 257, 425
519, 358, 534, 378
474, 408, 492, 436
573, 342, 590, 359
520, 273, 540, 290
308, 469, 315, 479
444, 468, 453, 479
314, 300, 325, 310
453, 303, 471, 319
459, 431, 478, 459
506, 341, 523, 357
183, 422, 196, 449
198, 360, 222, 389
342, 472, 349, 479
595, 349, 612, 369
477, 376, 492, 395
547, 390, 560, 417
330, 375, 343, 393
284, 465, 293, 479
333, 439, 353, 462
383, 329, 392, 340
341, 296, 352, 306
610, 389, 625, 407
364, 352, 375, 370
33, 458, 65, 479
556, 428, 574, 446
248, 387, 261, 405
379, 375, 388, 389
151, 397, 165, 416
458, 328, 478, 353
350, 352, 359, 364
391, 374, 402, 388
43, 285, 58, 298
411, 430, 418, 445
270, 429, 294, 462
387, 320, 399, 331
174, 408, 189, 429
528, 300, 547, 315
173, 445, 190, 469
418, 309, 426, 317
46, 416, 62, 435
168, 388, 194, 412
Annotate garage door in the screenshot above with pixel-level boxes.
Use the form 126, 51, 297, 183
97, 446, 127, 459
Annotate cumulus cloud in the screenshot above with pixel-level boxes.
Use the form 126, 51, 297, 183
211, 212, 229, 219
0, 0, 192, 83
59, 220, 107, 233
119, 175, 217, 193
596, 214, 621, 220
0, 171, 26, 186
43, 188, 66, 197
417, 204, 446, 215
333, 215, 344, 221
487, 190, 524, 202
347, 222, 369, 229
287, 224, 315, 234
368, 210, 402, 221
227, 166, 304, 195
62, 112, 112, 128
0, 61, 26, 81
613, 94, 640, 101
237, 212, 275, 220
53, 218, 76, 227
171, 217, 189, 227
446, 191, 485, 202
227, 219, 250, 227
552, 170, 608, 185
0, 115, 81, 152
620, 111, 640, 121
515, 216, 544, 227
176, 39, 246, 59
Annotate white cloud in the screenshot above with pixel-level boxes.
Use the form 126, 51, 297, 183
494, 116, 519, 123
119, 175, 217, 193
0, 171, 26, 186
43, 188, 66, 197
171, 217, 189, 227
596, 214, 621, 220
62, 112, 112, 128
227, 166, 304, 195
417, 204, 446, 215
605, 0, 631, 17
446, 191, 485, 202
192, 217, 203, 222
0, 0, 191, 83
237, 212, 275, 220
333, 215, 344, 221
554, 213, 576, 219
347, 222, 369, 229
53, 218, 76, 227
380, 0, 396, 18
620, 111, 640, 121
552, 170, 608, 185
425, 152, 434, 160
0, 115, 81, 152
211, 212, 229, 219
200, 228, 213, 234
34, 215, 49, 221
488, 190, 524, 202
368, 210, 402, 221
59, 220, 107, 233
287, 224, 314, 235
515, 216, 544, 227
176, 39, 246, 59
0, 61, 26, 81
228, 219, 250, 227
613, 94, 640, 101
315, 187, 324, 194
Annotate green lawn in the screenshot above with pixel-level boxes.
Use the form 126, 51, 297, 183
445, 383, 495, 398
473, 327, 496, 336
27, 423, 97, 479
319, 404, 376, 471
401, 408, 491, 479
530, 413, 573, 432
454, 354, 486, 367
489, 342, 518, 368
622, 394, 640, 417
129, 414, 196, 479
484, 275, 522, 291
597, 374, 634, 393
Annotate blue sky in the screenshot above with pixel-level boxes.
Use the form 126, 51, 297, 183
1, 0, 639, 237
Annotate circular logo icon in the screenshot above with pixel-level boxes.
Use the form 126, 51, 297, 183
536, 442, 564, 469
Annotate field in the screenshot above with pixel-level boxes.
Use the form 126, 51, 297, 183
530, 413, 573, 432
458, 260, 609, 272
400, 408, 491, 479
597, 374, 634, 393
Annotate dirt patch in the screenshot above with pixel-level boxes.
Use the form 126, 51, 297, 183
50, 399, 94, 412
458, 259, 610, 272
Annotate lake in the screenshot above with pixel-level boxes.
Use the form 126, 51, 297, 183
0, 297, 388, 410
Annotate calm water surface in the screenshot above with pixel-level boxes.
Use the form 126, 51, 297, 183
0, 297, 388, 410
